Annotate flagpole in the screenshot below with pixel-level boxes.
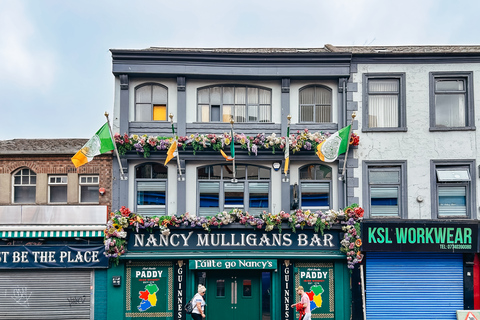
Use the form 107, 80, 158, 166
230, 117, 237, 183
169, 113, 184, 181
104, 112, 127, 180
340, 112, 356, 179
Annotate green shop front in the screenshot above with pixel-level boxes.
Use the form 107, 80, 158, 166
106, 225, 355, 320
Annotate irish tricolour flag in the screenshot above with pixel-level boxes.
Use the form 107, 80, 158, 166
71, 123, 115, 168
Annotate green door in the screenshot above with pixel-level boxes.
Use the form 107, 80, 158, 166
205, 270, 261, 320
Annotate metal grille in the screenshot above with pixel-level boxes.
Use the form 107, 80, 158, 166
0, 270, 92, 319
366, 253, 463, 320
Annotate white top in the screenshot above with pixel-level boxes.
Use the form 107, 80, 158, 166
191, 293, 205, 314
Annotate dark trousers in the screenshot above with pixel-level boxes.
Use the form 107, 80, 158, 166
191, 313, 203, 320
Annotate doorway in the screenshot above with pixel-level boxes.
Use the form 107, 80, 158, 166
205, 270, 267, 320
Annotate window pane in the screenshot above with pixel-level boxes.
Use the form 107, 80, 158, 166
301, 183, 329, 207
235, 166, 246, 180
153, 105, 167, 121
315, 105, 331, 122
199, 105, 210, 122
235, 87, 246, 104
198, 88, 209, 104
198, 166, 211, 180
300, 87, 314, 104
369, 95, 399, 128
259, 168, 270, 180
152, 85, 167, 104
211, 105, 220, 122
315, 87, 332, 105
248, 105, 258, 122
136, 104, 151, 121
300, 165, 331, 180
438, 186, 466, 216
137, 181, 166, 205
371, 187, 398, 216
436, 169, 470, 182
243, 280, 252, 297
369, 79, 399, 93
50, 186, 67, 203
136, 86, 151, 103
223, 87, 234, 104
248, 166, 259, 180
300, 105, 314, 122
259, 89, 270, 104
80, 186, 99, 203
14, 186, 35, 203
235, 105, 246, 123
249, 182, 268, 211
216, 280, 225, 297
211, 87, 221, 105
247, 87, 258, 104
199, 182, 220, 212
224, 182, 244, 208
223, 105, 233, 123
436, 79, 464, 91
259, 105, 271, 122
435, 94, 465, 127
369, 170, 400, 184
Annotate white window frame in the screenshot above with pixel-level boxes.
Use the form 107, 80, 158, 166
12, 168, 36, 204
134, 163, 168, 216
134, 83, 168, 122
299, 85, 333, 123
79, 175, 99, 204
298, 164, 332, 211
48, 175, 68, 204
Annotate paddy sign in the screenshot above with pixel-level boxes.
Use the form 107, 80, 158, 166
362, 221, 478, 252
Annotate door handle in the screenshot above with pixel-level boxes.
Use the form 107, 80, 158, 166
234, 280, 237, 304
231, 281, 234, 305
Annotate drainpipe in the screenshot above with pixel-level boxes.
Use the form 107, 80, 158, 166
341, 78, 347, 209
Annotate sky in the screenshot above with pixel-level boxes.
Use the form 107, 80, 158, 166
1, 0, 480, 140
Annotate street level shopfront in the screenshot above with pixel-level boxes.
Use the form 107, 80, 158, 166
0, 242, 108, 319
106, 226, 354, 320
362, 220, 479, 320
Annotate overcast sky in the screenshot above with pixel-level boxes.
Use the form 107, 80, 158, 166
1, 0, 480, 139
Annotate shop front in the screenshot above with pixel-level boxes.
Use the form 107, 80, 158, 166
106, 226, 354, 320
0, 243, 109, 320
362, 220, 479, 320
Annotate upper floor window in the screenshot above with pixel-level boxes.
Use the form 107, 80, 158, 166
363, 161, 407, 218
299, 85, 332, 123
79, 175, 99, 204
135, 84, 168, 121
432, 161, 475, 218
197, 85, 271, 123
48, 175, 67, 203
363, 74, 406, 131
135, 163, 167, 216
13, 168, 36, 204
299, 164, 331, 210
429, 72, 474, 130
197, 164, 270, 215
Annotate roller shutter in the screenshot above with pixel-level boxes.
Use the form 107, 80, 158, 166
366, 252, 463, 320
0, 270, 92, 319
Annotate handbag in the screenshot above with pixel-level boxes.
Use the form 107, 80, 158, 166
185, 298, 194, 314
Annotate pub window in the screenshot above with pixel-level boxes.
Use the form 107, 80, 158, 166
135, 163, 167, 216
13, 168, 36, 204
299, 164, 332, 210
299, 85, 332, 123
135, 83, 168, 121
197, 164, 270, 215
79, 175, 99, 203
48, 175, 68, 203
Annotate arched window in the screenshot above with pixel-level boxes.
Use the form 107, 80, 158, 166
135, 84, 168, 121
13, 168, 36, 204
197, 85, 271, 123
299, 164, 332, 210
197, 164, 270, 215
299, 85, 332, 123
135, 163, 168, 216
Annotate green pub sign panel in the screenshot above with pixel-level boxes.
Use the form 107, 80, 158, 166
295, 263, 335, 319
125, 262, 173, 318
363, 221, 478, 252
189, 259, 277, 270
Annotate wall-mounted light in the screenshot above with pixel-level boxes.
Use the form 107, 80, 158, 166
112, 276, 121, 287
99, 187, 106, 195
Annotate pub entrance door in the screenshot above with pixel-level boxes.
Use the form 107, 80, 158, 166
205, 270, 262, 320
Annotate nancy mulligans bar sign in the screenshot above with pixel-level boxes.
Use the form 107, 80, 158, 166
362, 221, 478, 252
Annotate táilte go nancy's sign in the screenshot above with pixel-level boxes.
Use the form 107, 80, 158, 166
128, 228, 340, 251
362, 221, 478, 252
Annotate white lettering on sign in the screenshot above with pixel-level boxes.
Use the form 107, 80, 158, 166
300, 271, 328, 279
135, 270, 163, 278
